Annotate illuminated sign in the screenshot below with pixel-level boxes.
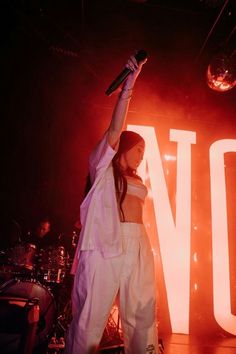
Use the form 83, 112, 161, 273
210, 140, 236, 335
128, 125, 236, 336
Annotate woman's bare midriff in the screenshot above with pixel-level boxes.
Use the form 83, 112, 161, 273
120, 194, 144, 223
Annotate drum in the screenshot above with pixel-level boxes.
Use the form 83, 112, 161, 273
48, 246, 67, 268
0, 250, 18, 284
0, 279, 56, 345
7, 243, 36, 270
40, 268, 66, 284
37, 246, 67, 284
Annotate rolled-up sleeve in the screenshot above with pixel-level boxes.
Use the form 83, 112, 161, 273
89, 131, 117, 184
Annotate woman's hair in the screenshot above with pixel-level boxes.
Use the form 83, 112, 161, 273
112, 131, 144, 221
84, 174, 92, 198
84, 131, 145, 221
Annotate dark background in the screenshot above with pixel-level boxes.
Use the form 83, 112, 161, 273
1, 0, 236, 238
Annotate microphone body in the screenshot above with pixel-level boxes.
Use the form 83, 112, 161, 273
105, 49, 147, 96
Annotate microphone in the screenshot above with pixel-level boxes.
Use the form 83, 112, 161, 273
105, 49, 148, 96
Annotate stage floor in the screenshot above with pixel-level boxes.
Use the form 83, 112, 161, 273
99, 334, 236, 354
160, 334, 236, 354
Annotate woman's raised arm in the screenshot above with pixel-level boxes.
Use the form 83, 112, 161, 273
107, 54, 147, 148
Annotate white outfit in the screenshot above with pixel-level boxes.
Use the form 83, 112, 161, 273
65, 132, 158, 354
71, 131, 122, 275
126, 178, 148, 201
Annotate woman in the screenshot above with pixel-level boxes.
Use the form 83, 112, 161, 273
65, 54, 158, 354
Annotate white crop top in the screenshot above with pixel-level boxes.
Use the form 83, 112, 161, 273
126, 178, 148, 202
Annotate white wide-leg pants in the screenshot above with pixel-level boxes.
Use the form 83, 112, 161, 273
65, 222, 158, 354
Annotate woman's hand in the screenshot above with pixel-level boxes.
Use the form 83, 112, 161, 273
122, 53, 147, 89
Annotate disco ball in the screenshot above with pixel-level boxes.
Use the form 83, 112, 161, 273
206, 52, 236, 92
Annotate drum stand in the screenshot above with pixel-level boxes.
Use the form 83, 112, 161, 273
46, 312, 67, 353
45, 286, 71, 354
46, 301, 124, 354
100, 306, 123, 348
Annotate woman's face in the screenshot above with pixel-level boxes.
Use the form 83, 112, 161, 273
120, 140, 145, 170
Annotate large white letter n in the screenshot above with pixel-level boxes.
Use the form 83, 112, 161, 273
128, 125, 196, 334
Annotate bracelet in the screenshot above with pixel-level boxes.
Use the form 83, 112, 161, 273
122, 87, 133, 91
119, 87, 133, 99
119, 92, 132, 100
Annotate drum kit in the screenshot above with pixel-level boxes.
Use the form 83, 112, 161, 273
0, 230, 127, 353
0, 234, 78, 354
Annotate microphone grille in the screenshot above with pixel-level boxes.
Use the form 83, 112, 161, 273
135, 49, 148, 63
